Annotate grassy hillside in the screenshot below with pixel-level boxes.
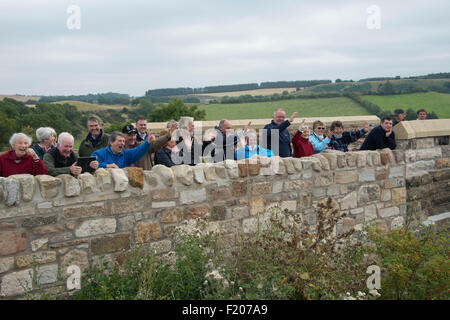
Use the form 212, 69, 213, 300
198, 97, 370, 120
361, 92, 450, 118
297, 78, 450, 95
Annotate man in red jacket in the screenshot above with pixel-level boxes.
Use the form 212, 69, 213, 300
0, 133, 48, 177
292, 120, 314, 158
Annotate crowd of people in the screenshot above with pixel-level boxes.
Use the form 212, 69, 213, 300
0, 108, 431, 178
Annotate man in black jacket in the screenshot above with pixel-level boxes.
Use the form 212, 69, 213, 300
360, 117, 396, 150
202, 119, 251, 162
262, 109, 298, 157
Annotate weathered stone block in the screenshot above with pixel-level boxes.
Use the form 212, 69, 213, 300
143, 171, 158, 188
392, 150, 405, 164
211, 206, 227, 221
379, 206, 400, 218
358, 184, 381, 205
391, 187, 406, 206
232, 181, 247, 197
63, 202, 104, 219
149, 239, 172, 255
0, 257, 15, 274
75, 218, 116, 237
389, 166, 404, 178
223, 160, 239, 179
375, 168, 388, 181
340, 191, 357, 210
94, 168, 112, 191
108, 197, 144, 215
336, 154, 347, 168
281, 200, 296, 213
313, 154, 330, 171
192, 165, 205, 184
152, 189, 175, 201
252, 182, 271, 195
36, 175, 62, 200
152, 201, 176, 208
250, 197, 265, 216
179, 188, 207, 204
186, 205, 211, 220
0, 269, 32, 296
272, 156, 286, 175
380, 189, 391, 202
379, 149, 395, 166
364, 204, 377, 221
237, 161, 248, 177
3, 178, 21, 206
313, 173, 333, 186
337, 217, 355, 235
36, 264, 58, 285
31, 238, 49, 252
321, 152, 338, 170
91, 234, 130, 255
335, 170, 358, 184
352, 152, 367, 168
124, 167, 144, 189
359, 168, 375, 182
9, 174, 35, 202
232, 206, 249, 219
0, 231, 27, 256
58, 174, 81, 197
108, 168, 129, 192
33, 224, 65, 235
282, 158, 296, 174
135, 220, 162, 243
0, 204, 35, 219
211, 187, 232, 201
61, 249, 89, 272
15, 251, 57, 268
436, 158, 450, 169
152, 165, 174, 186
345, 153, 357, 167
214, 162, 228, 178
22, 215, 58, 228
413, 137, 434, 149
160, 208, 184, 223
284, 179, 311, 191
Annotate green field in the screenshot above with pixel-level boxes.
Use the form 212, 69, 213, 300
361, 92, 450, 118
198, 97, 370, 120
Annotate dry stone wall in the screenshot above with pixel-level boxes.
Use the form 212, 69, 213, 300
0, 135, 449, 298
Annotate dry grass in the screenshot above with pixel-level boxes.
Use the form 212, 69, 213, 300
192, 88, 298, 97
50, 100, 130, 111
0, 95, 41, 102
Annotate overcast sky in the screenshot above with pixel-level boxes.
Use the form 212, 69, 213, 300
1, 0, 449, 96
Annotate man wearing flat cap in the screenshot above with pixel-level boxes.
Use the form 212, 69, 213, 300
393, 108, 405, 126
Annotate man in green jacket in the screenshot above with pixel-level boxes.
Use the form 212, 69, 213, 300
78, 116, 110, 157
43, 132, 98, 176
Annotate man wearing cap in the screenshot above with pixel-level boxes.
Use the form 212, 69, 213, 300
122, 122, 178, 170
393, 109, 405, 126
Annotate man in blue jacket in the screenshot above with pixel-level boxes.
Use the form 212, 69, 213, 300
92, 131, 155, 168
360, 117, 396, 151
262, 109, 298, 157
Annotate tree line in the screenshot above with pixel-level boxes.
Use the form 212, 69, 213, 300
39, 92, 131, 105
145, 80, 331, 97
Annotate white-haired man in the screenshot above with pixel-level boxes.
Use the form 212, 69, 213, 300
262, 109, 298, 157
43, 132, 98, 177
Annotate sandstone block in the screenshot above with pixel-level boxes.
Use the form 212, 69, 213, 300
337, 217, 355, 235
91, 233, 130, 255
201, 163, 217, 181
149, 239, 172, 255
243, 217, 257, 234
186, 205, 211, 220
152, 165, 174, 186
352, 152, 367, 168
232, 206, 249, 219
31, 238, 49, 252
0, 257, 15, 274
272, 181, 283, 193
108, 197, 144, 215
124, 167, 144, 189
32, 224, 65, 235
9, 174, 35, 202
436, 158, 450, 169
291, 157, 304, 172
313, 173, 333, 186
214, 162, 228, 178
232, 181, 247, 197
413, 137, 434, 149
379, 206, 400, 218
22, 215, 58, 228
211, 187, 232, 201
143, 171, 158, 188
15, 251, 57, 268
391, 187, 406, 206
3, 178, 20, 206
237, 160, 248, 177
337, 154, 347, 168
61, 249, 89, 272
281, 200, 296, 213
36, 264, 58, 285
252, 182, 271, 195
135, 220, 162, 243
359, 168, 375, 182
335, 170, 358, 184
0, 204, 35, 219
152, 201, 176, 208
340, 191, 357, 210
375, 168, 388, 181
380, 189, 391, 202
179, 188, 207, 204
193, 165, 205, 184
36, 175, 61, 199
94, 168, 112, 191
211, 206, 227, 221
284, 179, 311, 191
160, 208, 184, 223
75, 218, 116, 237
223, 160, 239, 179
107, 168, 129, 192
282, 158, 296, 174
392, 150, 405, 164
151, 189, 175, 201
313, 154, 330, 171
379, 148, 395, 166
358, 184, 381, 205
172, 165, 193, 186
250, 197, 265, 216
0, 231, 27, 256
321, 152, 338, 170
345, 153, 357, 167
63, 202, 104, 219
389, 166, 404, 178
0, 269, 32, 297
364, 204, 378, 221
58, 174, 81, 197
272, 156, 286, 175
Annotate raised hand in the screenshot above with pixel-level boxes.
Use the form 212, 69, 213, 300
289, 112, 298, 123
147, 130, 156, 144
26, 148, 39, 161
244, 121, 252, 133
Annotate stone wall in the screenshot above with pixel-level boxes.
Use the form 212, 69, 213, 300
1, 127, 449, 298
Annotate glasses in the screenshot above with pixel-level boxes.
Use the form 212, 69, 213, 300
317, 127, 325, 130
